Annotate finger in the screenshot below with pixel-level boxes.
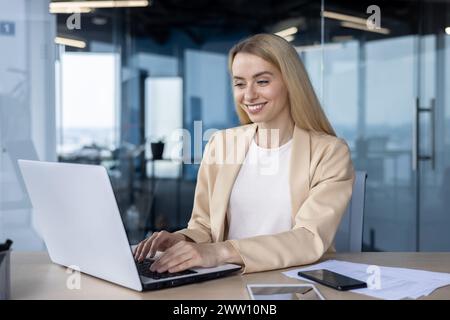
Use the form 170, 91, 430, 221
134, 237, 151, 258
134, 239, 147, 260
133, 243, 140, 257
149, 232, 170, 258
137, 233, 158, 261
134, 237, 148, 260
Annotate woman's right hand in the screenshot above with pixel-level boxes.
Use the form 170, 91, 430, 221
133, 230, 188, 262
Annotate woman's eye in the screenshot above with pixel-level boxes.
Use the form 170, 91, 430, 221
257, 80, 269, 85
234, 83, 245, 88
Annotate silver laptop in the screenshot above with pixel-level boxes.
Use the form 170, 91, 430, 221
18, 160, 241, 291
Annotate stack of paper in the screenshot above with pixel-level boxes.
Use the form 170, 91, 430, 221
283, 260, 450, 300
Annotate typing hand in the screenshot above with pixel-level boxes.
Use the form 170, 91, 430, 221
133, 231, 187, 262
149, 241, 229, 273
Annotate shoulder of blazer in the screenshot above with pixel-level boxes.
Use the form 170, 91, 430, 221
308, 130, 350, 155
303, 129, 351, 170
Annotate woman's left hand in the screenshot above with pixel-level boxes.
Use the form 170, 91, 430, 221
149, 241, 230, 273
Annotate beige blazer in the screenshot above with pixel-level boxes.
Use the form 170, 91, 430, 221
177, 123, 355, 273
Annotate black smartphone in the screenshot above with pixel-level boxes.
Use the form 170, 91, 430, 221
298, 269, 367, 291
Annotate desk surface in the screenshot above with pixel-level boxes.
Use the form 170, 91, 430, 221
11, 252, 450, 300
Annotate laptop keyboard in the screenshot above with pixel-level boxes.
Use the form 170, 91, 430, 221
136, 258, 197, 280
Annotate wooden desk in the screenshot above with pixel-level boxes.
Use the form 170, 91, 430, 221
11, 252, 450, 300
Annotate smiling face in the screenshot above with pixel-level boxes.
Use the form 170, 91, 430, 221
231, 52, 291, 127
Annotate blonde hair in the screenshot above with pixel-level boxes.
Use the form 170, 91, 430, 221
228, 33, 336, 136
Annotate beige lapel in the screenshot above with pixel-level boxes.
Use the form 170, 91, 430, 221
210, 124, 257, 242
289, 126, 311, 222
210, 124, 311, 242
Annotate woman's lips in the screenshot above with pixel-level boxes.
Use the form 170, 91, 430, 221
246, 102, 267, 115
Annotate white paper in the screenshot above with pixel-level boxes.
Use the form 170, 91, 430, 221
283, 260, 450, 300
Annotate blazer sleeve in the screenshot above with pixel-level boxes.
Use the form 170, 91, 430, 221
226, 138, 355, 273
175, 135, 216, 243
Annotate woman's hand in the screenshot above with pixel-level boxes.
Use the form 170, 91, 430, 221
133, 231, 188, 262
149, 241, 242, 273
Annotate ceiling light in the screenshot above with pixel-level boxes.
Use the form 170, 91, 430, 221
323, 10, 368, 25
55, 36, 86, 49
49, 0, 150, 11
341, 21, 390, 35
275, 27, 298, 38
50, 7, 92, 13
445, 27, 450, 35
283, 35, 295, 42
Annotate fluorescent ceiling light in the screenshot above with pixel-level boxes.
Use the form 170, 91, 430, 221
55, 36, 86, 48
49, 0, 149, 11
341, 21, 390, 35
323, 10, 390, 35
446, 27, 450, 35
283, 35, 295, 42
50, 7, 92, 13
275, 27, 298, 38
323, 10, 368, 25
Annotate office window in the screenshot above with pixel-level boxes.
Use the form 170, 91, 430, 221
57, 52, 120, 155
145, 77, 183, 178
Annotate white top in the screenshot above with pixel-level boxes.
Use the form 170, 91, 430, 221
227, 138, 293, 240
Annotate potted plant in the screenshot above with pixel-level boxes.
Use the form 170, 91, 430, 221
150, 136, 165, 160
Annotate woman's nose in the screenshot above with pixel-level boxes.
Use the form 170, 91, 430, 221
244, 85, 258, 101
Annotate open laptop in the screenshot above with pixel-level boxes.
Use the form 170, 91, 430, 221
18, 160, 241, 291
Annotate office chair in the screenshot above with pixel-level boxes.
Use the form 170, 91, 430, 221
334, 171, 367, 252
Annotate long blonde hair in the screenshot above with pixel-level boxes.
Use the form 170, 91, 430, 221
228, 33, 336, 136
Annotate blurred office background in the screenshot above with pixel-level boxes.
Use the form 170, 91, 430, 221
0, 0, 449, 251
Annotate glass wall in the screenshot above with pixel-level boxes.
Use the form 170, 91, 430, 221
317, 0, 450, 251
0, 0, 55, 250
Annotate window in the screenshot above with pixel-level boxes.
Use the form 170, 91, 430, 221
57, 52, 120, 155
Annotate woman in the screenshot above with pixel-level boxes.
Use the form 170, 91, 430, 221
133, 33, 354, 274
